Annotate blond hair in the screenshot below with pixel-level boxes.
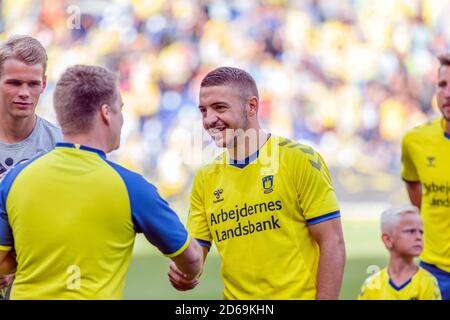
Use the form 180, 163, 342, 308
0, 35, 47, 76
380, 204, 420, 234
53, 65, 119, 135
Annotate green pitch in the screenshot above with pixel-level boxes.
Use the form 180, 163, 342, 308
124, 219, 388, 300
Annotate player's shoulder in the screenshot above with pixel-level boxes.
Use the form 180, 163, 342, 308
365, 267, 385, 283
0, 152, 48, 191
38, 116, 62, 133
360, 267, 388, 292
104, 159, 157, 192
403, 118, 442, 143
36, 116, 64, 142
270, 135, 318, 157
195, 150, 228, 176
271, 135, 325, 171
417, 267, 439, 284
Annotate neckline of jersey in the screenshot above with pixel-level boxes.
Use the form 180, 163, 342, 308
440, 118, 450, 140
228, 133, 271, 169
387, 267, 418, 291
55, 142, 107, 159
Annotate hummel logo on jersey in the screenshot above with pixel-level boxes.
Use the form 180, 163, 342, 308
262, 175, 274, 194
426, 156, 435, 167
213, 189, 224, 203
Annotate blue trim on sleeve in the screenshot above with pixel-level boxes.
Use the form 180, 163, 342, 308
103, 160, 189, 256
196, 239, 211, 248
420, 261, 450, 276
0, 153, 45, 246
307, 210, 341, 225
55, 142, 106, 159
444, 132, 450, 140
389, 278, 412, 291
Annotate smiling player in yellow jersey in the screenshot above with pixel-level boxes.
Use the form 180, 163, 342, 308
168, 67, 346, 299
401, 54, 450, 300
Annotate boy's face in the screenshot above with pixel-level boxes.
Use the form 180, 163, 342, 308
384, 213, 424, 258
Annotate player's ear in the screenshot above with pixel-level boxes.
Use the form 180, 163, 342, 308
381, 233, 393, 249
100, 104, 111, 125
247, 96, 258, 117
41, 75, 47, 92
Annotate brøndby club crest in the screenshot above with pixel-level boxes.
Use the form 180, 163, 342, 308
262, 175, 274, 194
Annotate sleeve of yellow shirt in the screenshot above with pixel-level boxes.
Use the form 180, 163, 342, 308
294, 147, 340, 223
187, 169, 212, 247
401, 133, 419, 182
420, 273, 442, 300
357, 279, 374, 300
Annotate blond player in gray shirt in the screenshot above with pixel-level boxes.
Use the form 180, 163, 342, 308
0, 35, 62, 298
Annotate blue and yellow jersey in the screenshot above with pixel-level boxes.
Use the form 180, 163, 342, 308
401, 118, 450, 272
0, 143, 189, 300
358, 267, 441, 300
188, 135, 340, 299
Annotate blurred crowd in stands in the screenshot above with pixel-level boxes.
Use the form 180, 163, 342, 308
1, 0, 449, 205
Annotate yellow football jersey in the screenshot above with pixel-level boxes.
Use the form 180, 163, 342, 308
401, 118, 450, 272
358, 267, 441, 300
0, 143, 190, 299
188, 135, 340, 299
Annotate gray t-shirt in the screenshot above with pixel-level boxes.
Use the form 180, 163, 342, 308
0, 116, 63, 174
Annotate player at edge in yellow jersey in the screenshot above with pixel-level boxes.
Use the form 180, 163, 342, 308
401, 53, 450, 300
168, 66, 346, 299
358, 205, 441, 300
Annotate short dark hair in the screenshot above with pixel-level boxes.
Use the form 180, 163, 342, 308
200, 66, 259, 102
54, 65, 118, 135
0, 35, 48, 77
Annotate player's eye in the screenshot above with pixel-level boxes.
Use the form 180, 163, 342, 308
438, 81, 447, 88
6, 80, 21, 86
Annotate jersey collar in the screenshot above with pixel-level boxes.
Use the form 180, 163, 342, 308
229, 134, 271, 169
440, 118, 450, 140
56, 142, 107, 159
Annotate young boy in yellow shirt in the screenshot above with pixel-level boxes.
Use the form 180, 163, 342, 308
358, 205, 441, 300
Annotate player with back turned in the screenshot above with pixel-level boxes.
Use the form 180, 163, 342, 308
0, 65, 202, 299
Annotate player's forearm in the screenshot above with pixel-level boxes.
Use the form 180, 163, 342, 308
405, 182, 422, 209
315, 237, 346, 300
171, 238, 203, 280
0, 252, 16, 276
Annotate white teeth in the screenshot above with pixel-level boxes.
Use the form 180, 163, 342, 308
209, 128, 225, 133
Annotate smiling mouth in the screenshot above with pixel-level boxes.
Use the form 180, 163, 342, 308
208, 127, 226, 134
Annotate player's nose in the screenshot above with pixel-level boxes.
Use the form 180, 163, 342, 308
415, 231, 423, 240
204, 111, 219, 128
444, 85, 450, 97
18, 84, 30, 99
